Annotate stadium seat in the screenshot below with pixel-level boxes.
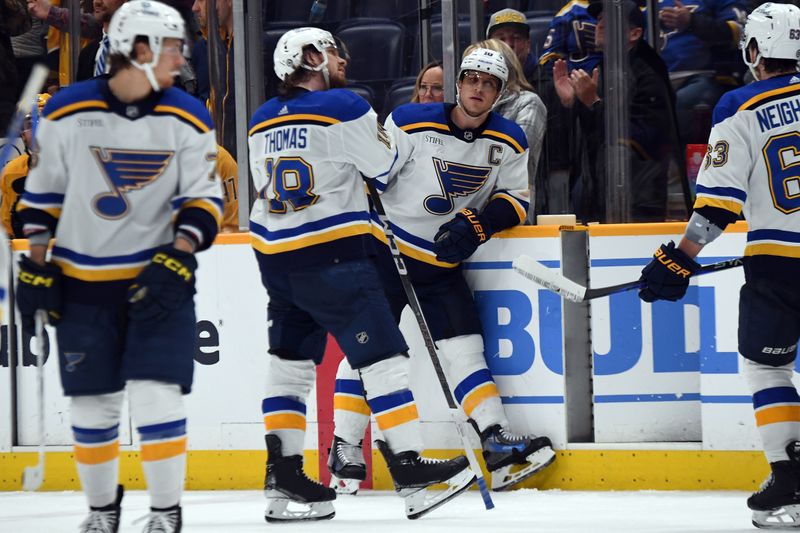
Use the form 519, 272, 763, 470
265, 0, 350, 25
346, 83, 376, 107
409, 20, 471, 74
527, 16, 553, 59
352, 0, 419, 19
337, 21, 405, 82
383, 77, 416, 113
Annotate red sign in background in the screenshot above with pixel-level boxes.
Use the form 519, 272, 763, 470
315, 335, 373, 489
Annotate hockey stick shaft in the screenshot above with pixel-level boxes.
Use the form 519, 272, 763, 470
513, 254, 743, 302
1, 64, 48, 169
365, 179, 494, 510
22, 310, 47, 490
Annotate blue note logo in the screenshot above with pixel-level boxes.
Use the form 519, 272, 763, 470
64, 352, 85, 372
91, 147, 174, 219
423, 157, 492, 215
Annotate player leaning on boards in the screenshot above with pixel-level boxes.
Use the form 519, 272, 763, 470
14, 1, 223, 532
638, 3, 800, 529
247, 27, 475, 523
329, 48, 555, 494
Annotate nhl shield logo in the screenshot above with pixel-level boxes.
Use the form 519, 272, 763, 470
464, 131, 473, 141
356, 331, 369, 344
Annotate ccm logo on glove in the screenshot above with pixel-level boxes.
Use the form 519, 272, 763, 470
654, 247, 693, 277
18, 271, 56, 287
152, 252, 193, 282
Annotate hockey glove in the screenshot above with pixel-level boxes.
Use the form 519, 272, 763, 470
638, 241, 700, 303
128, 247, 197, 322
433, 208, 492, 263
16, 255, 62, 335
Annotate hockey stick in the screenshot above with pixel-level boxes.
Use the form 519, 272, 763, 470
513, 254, 744, 302
1, 64, 48, 169
22, 310, 48, 491
365, 179, 494, 511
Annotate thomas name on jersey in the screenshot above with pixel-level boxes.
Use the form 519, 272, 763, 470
262, 127, 308, 152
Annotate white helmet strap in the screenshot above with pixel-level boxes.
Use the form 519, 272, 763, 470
742, 40, 763, 80
300, 48, 331, 89
131, 59, 162, 92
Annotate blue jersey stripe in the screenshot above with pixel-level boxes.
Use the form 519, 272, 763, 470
753, 387, 800, 409
367, 389, 415, 413
138, 419, 187, 441
21, 191, 66, 204
335, 379, 364, 396
52, 245, 160, 265
454, 368, 494, 404
72, 425, 119, 444
747, 229, 800, 243
695, 184, 747, 202
250, 211, 370, 241
262, 396, 307, 415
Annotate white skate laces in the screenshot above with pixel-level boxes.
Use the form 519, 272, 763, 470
133, 508, 181, 533
337, 441, 364, 466
79, 509, 119, 533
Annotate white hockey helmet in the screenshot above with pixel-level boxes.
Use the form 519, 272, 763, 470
274, 27, 337, 86
456, 48, 508, 116
108, 0, 186, 90
741, 2, 800, 78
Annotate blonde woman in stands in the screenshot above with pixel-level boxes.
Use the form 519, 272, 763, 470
464, 39, 545, 223
410, 61, 444, 104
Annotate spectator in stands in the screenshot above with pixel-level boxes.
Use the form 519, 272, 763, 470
464, 39, 546, 224
486, 8, 538, 83
658, 0, 747, 143
0, 93, 50, 238
554, 0, 676, 222
28, 0, 102, 85
535, 0, 602, 218
1, 0, 30, 132
11, 6, 45, 90
217, 144, 238, 232
410, 61, 443, 104
191, 0, 236, 158
539, 0, 600, 75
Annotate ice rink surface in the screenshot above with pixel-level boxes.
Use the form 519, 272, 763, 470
0, 489, 762, 532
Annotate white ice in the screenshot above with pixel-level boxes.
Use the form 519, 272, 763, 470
0, 489, 760, 532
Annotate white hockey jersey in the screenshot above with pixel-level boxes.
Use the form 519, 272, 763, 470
377, 103, 530, 269
695, 73, 800, 280
248, 88, 396, 270
18, 79, 223, 303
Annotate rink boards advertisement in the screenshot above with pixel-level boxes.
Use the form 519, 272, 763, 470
0, 223, 774, 490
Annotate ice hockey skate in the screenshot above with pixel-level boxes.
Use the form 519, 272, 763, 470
376, 439, 475, 519
79, 484, 123, 533
263, 434, 336, 522
479, 424, 556, 491
749, 442, 800, 529
328, 435, 367, 495
133, 504, 181, 533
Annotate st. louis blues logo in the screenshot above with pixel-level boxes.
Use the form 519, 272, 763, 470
423, 157, 492, 215
91, 147, 174, 219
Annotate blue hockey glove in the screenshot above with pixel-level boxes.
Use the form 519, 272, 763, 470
638, 241, 700, 303
16, 255, 62, 335
128, 247, 197, 322
433, 208, 492, 263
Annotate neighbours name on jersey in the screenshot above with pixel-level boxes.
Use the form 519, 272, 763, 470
756, 98, 800, 133
263, 127, 308, 153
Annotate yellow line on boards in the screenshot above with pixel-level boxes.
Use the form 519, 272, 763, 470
0, 449, 767, 491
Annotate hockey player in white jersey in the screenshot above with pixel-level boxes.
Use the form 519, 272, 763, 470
248, 27, 475, 523
329, 48, 555, 494
15, 2, 223, 532
638, 3, 800, 528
